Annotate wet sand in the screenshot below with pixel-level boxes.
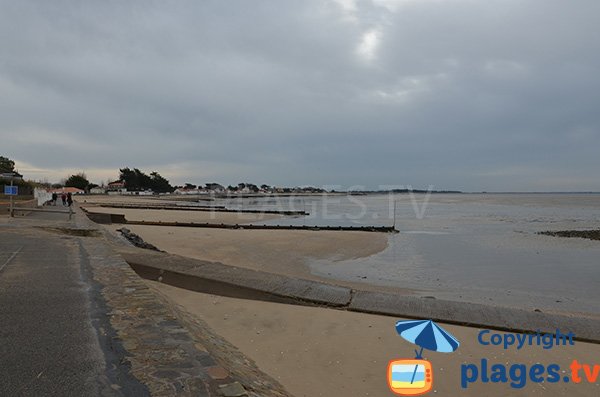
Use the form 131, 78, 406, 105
150, 281, 600, 397
112, 224, 388, 282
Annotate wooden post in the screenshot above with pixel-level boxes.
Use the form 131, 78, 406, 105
9, 179, 14, 217
392, 196, 396, 230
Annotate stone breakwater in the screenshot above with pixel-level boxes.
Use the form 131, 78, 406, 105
125, 220, 398, 233
538, 229, 600, 241
117, 227, 162, 251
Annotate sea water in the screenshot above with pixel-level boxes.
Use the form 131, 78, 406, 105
220, 193, 600, 315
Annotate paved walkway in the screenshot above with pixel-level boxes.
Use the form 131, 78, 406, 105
0, 209, 291, 397
0, 227, 133, 396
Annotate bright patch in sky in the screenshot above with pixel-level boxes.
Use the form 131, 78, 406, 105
356, 29, 380, 61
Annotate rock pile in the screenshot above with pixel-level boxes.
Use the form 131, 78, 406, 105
117, 228, 163, 251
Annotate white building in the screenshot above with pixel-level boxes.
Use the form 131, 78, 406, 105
90, 187, 106, 194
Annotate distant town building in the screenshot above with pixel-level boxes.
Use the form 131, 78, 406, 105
107, 180, 125, 190
205, 183, 225, 193
90, 187, 106, 194
174, 187, 202, 195
133, 190, 154, 196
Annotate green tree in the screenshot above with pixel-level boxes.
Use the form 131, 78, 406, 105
0, 156, 16, 173
119, 168, 137, 190
65, 173, 90, 190
118, 167, 173, 193
206, 183, 224, 191
149, 171, 174, 193
119, 167, 153, 191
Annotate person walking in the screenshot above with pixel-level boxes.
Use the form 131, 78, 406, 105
67, 192, 73, 207
52, 192, 58, 206
61, 192, 67, 206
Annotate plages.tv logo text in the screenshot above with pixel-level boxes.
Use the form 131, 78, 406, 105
461, 329, 599, 389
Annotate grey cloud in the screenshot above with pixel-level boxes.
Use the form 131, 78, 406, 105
1, 0, 599, 191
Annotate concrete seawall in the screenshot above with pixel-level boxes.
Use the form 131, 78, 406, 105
121, 250, 600, 344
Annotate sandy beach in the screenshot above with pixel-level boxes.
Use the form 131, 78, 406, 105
90, 195, 392, 290
149, 281, 600, 397
76, 194, 171, 206
84, 206, 284, 225
110, 224, 389, 283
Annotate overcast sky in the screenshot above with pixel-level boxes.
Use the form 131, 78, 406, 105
1, 0, 599, 191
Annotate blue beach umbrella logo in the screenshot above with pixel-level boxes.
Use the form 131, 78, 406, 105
388, 320, 460, 396
395, 319, 460, 358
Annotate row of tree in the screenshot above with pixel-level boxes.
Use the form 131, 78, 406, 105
61, 168, 174, 193
118, 168, 173, 193
2, 154, 175, 194
4, 156, 321, 195
63, 168, 174, 193
1, 156, 34, 195
0, 156, 16, 173
173, 182, 327, 194
64, 173, 92, 190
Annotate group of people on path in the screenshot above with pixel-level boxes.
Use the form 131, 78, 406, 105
51, 191, 73, 207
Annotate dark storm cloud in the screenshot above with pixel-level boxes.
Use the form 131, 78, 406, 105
1, 0, 599, 190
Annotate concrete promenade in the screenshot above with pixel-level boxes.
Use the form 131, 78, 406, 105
0, 208, 291, 397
